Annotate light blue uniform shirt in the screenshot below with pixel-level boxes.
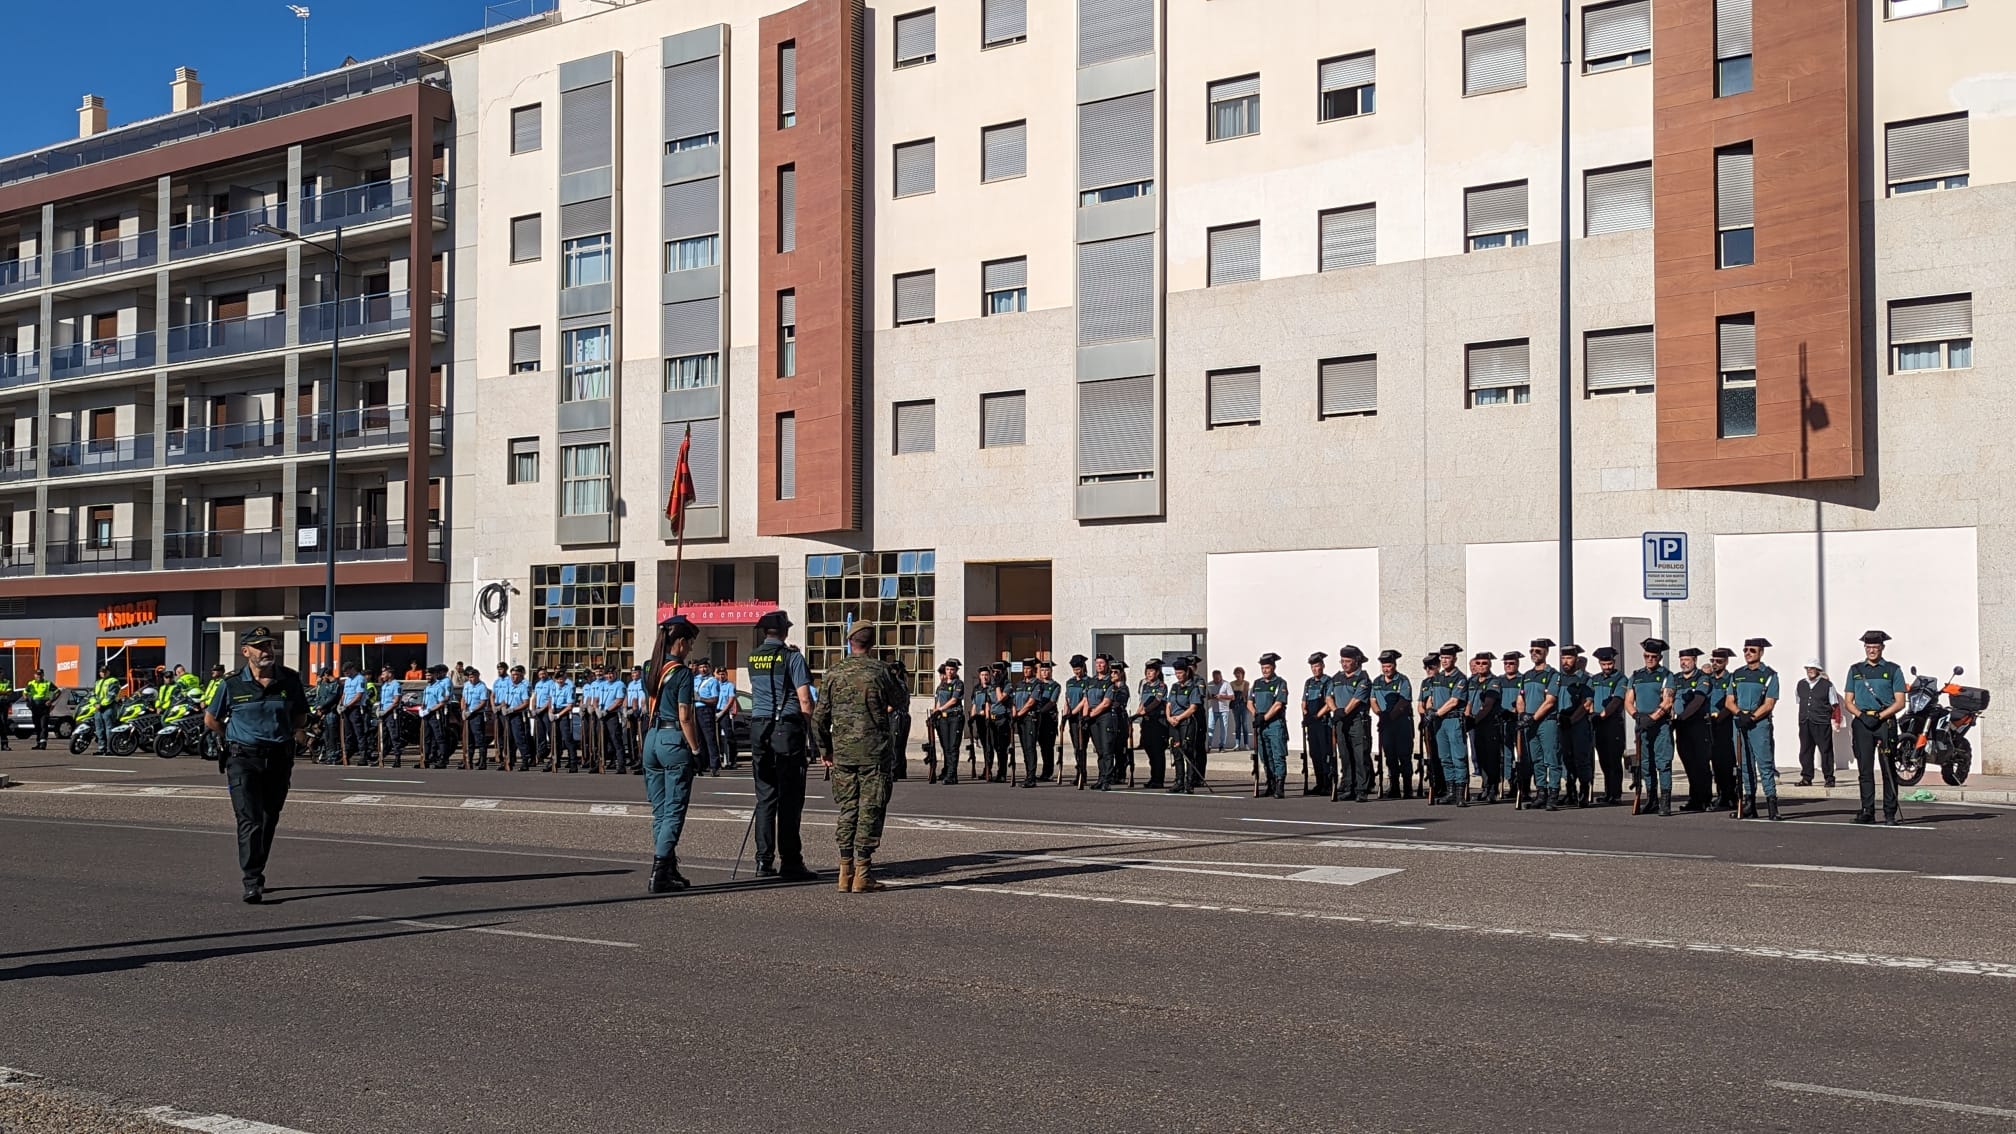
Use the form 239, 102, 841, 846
461, 679, 490, 711
532, 678, 554, 712
552, 679, 576, 711
423, 677, 451, 713
715, 678, 735, 712
378, 681, 401, 713
626, 678, 646, 712
695, 673, 720, 707
341, 672, 368, 708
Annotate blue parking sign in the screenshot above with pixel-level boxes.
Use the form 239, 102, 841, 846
1642, 532, 1688, 601
307, 613, 335, 644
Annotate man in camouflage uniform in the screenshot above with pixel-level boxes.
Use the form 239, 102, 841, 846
814, 623, 910, 893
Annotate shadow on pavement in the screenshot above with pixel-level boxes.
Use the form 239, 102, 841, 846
259, 868, 631, 905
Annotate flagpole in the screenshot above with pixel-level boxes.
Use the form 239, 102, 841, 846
669, 423, 694, 616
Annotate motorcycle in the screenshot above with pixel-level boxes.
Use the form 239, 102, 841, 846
152, 689, 210, 759
67, 689, 117, 755
105, 690, 164, 757
1891, 666, 1990, 786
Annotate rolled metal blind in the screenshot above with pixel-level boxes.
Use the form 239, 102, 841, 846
560, 82, 613, 174
1464, 22, 1526, 95
894, 138, 936, 196
662, 297, 720, 357
1209, 75, 1260, 102
1889, 295, 1971, 342
984, 257, 1027, 292
1319, 205, 1375, 270
560, 198, 612, 239
1887, 114, 1969, 183
1717, 317, 1756, 370
1208, 223, 1261, 286
1585, 163, 1653, 235
894, 271, 936, 324
511, 326, 540, 367
1077, 234, 1155, 345
1584, 0, 1650, 60
1585, 326, 1655, 390
894, 9, 937, 63
779, 291, 796, 328
1465, 182, 1529, 236
1208, 368, 1261, 426
510, 214, 542, 261
663, 57, 720, 139
1714, 0, 1751, 58
894, 400, 936, 453
779, 166, 796, 251
777, 414, 796, 499
984, 0, 1027, 45
1319, 356, 1377, 415
779, 43, 797, 118
983, 121, 1028, 181
982, 390, 1026, 447
1715, 146, 1754, 227
1077, 375, 1155, 477
511, 105, 542, 152
662, 177, 719, 240
1079, 0, 1154, 68
1320, 52, 1375, 91
1078, 93, 1154, 191
664, 418, 720, 507
1466, 340, 1531, 390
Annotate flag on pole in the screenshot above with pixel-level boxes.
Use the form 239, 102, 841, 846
666, 423, 697, 534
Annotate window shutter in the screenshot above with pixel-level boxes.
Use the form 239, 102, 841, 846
1886, 115, 1969, 183
1584, 0, 1651, 59
1078, 93, 1155, 191
559, 82, 613, 174
511, 327, 540, 367
779, 43, 798, 118
1585, 326, 1655, 391
1319, 205, 1376, 270
662, 297, 720, 358
1466, 341, 1531, 390
984, 0, 1027, 45
511, 105, 542, 152
1209, 75, 1260, 103
777, 414, 797, 499
1714, 0, 1751, 58
511, 214, 542, 261
894, 400, 936, 454
1717, 318, 1756, 370
1079, 0, 1154, 68
560, 198, 612, 239
779, 166, 796, 251
663, 57, 720, 138
982, 391, 1027, 447
1715, 147, 1754, 227
663, 419, 721, 509
1584, 163, 1653, 235
1077, 234, 1155, 345
779, 291, 797, 328
1319, 356, 1377, 415
1465, 182, 1529, 236
894, 271, 936, 324
1889, 295, 1971, 343
1319, 52, 1375, 91
1208, 223, 1261, 285
662, 177, 719, 241
983, 121, 1028, 181
1464, 22, 1527, 95
1077, 375, 1155, 476
984, 257, 1027, 292
894, 138, 936, 196
1208, 368, 1261, 426
894, 10, 937, 63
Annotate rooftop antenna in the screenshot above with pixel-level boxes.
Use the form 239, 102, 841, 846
287, 5, 311, 78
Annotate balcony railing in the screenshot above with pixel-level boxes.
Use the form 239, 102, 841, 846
296, 519, 441, 562
50, 232, 158, 284
166, 420, 285, 466
163, 528, 286, 569
301, 290, 410, 342
170, 205, 287, 260
49, 331, 157, 379
0, 255, 41, 296
49, 537, 152, 575
302, 178, 411, 233
0, 544, 33, 577
0, 445, 38, 482
47, 434, 155, 477
0, 351, 38, 390
303, 403, 445, 450
166, 312, 286, 362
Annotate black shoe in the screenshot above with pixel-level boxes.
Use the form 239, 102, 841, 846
1020, 780, 1037, 789
1824, 780, 1837, 788
647, 856, 670, 894
1766, 798, 1782, 821
1884, 813, 1903, 826
1795, 778, 1813, 787
1679, 802, 1707, 813
756, 862, 779, 878
665, 854, 692, 890
241, 885, 263, 904
779, 862, 818, 883
1659, 791, 1674, 817
1543, 789, 1560, 812
1852, 811, 1875, 824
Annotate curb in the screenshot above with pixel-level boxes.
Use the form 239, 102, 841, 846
0, 773, 12, 789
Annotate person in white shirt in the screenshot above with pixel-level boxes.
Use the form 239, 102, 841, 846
1209, 670, 1233, 751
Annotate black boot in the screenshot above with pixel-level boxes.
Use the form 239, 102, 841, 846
1543, 788, 1560, 812
1766, 797, 1782, 822
1852, 810, 1875, 824
647, 856, 670, 894
665, 852, 692, 890
1271, 777, 1286, 799
1456, 784, 1470, 808
1659, 790, 1673, 817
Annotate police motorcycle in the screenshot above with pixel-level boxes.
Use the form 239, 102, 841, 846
151, 685, 211, 759
67, 686, 118, 755
104, 686, 165, 756
1890, 665, 1990, 787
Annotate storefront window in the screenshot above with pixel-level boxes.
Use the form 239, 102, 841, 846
531, 561, 637, 676
339, 634, 431, 680
803, 549, 935, 694
0, 640, 42, 685
97, 638, 167, 690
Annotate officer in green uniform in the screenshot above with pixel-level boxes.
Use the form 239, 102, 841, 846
1301, 653, 1334, 796
641, 614, 702, 893
1062, 655, 1091, 788
1705, 647, 1740, 809
1625, 638, 1676, 816
1326, 646, 1374, 802
1558, 645, 1595, 808
746, 609, 817, 881
1369, 650, 1414, 800
1031, 659, 1061, 781
1725, 636, 1783, 820
1671, 647, 1715, 812
967, 665, 997, 781
1083, 655, 1118, 790
1105, 659, 1132, 785
1166, 656, 1205, 793
1011, 658, 1044, 788
203, 626, 311, 903
1136, 658, 1170, 789
929, 659, 965, 785
23, 669, 57, 749
1463, 652, 1503, 803
1250, 653, 1289, 798
1589, 647, 1629, 804
1417, 654, 1443, 800
1519, 638, 1563, 811
1497, 651, 1522, 800
1843, 630, 1907, 824
815, 622, 910, 893
1424, 644, 1469, 805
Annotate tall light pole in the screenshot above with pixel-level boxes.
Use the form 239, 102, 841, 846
1557, 0, 1575, 650
287, 5, 311, 79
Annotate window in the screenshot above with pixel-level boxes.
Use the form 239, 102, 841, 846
1318, 355, 1377, 417
1207, 222, 1261, 285
1887, 0, 1965, 16
1716, 316, 1757, 437
510, 104, 542, 154
664, 235, 720, 273
1464, 21, 1527, 96
894, 138, 936, 197
778, 165, 797, 251
1077, 375, 1155, 481
779, 42, 797, 128
893, 400, 936, 454
894, 9, 937, 68
982, 121, 1027, 182
667, 418, 720, 508
665, 353, 721, 390
1889, 294, 1973, 373
1465, 181, 1530, 250
983, 257, 1027, 315
562, 233, 611, 288
1467, 340, 1532, 407
778, 291, 797, 377
509, 437, 540, 485
667, 133, 720, 154
1078, 0, 1152, 67
983, 0, 1027, 46
560, 443, 612, 515
803, 549, 937, 692
1079, 92, 1154, 206
510, 214, 541, 263
1077, 234, 1155, 345
894, 271, 936, 327
981, 391, 1026, 447
1080, 182, 1153, 208
1886, 114, 1969, 195
1585, 326, 1655, 393
1318, 52, 1376, 121
1207, 367, 1261, 428
88, 506, 113, 549
776, 413, 797, 499
1715, 143, 1754, 268
1319, 204, 1376, 271
1583, 0, 1651, 72
1585, 162, 1653, 235
1208, 75, 1261, 141
562, 326, 612, 402
510, 326, 540, 373
529, 561, 637, 676
1715, 0, 1751, 96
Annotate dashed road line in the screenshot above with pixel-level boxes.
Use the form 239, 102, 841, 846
1239, 817, 1427, 831
977, 851, 1400, 887
1924, 874, 2016, 885
459, 798, 501, 809
138, 1105, 320, 1133
349, 915, 638, 948
1748, 863, 1911, 874
67, 767, 137, 773
1768, 1080, 2016, 1119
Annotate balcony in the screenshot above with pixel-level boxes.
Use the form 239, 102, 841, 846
0, 255, 41, 297
296, 519, 443, 563
304, 403, 443, 451
48, 537, 152, 575
0, 445, 37, 483
0, 351, 38, 390
302, 178, 411, 233
166, 312, 286, 363
49, 332, 156, 380
0, 544, 32, 577
165, 420, 285, 466
50, 233, 158, 284
170, 205, 287, 260
47, 434, 155, 477
301, 290, 411, 342
163, 528, 286, 569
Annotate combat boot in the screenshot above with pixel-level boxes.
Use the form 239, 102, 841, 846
647, 856, 670, 894
1766, 797, 1782, 822
664, 853, 691, 890
1456, 784, 1470, 808
1659, 790, 1674, 817
850, 857, 887, 893
837, 859, 856, 892
1543, 788, 1560, 812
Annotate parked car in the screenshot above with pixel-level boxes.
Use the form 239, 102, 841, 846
8, 688, 82, 740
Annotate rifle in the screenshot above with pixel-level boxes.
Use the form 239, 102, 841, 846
1251, 716, 1263, 797
1299, 717, 1310, 795
1127, 712, 1141, 789
1416, 711, 1433, 803
922, 712, 938, 783
459, 699, 472, 770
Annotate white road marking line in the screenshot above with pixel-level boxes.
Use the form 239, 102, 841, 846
1238, 817, 1428, 831
339, 795, 385, 805
66, 767, 136, 774
342, 777, 424, 784
137, 1105, 319, 1133
897, 817, 978, 830
134, 786, 182, 795
0, 1065, 41, 1086
1286, 866, 1405, 886
1924, 874, 2016, 885
978, 851, 1400, 886
711, 791, 758, 796
459, 798, 501, 809
1768, 1080, 2016, 1119
51, 782, 103, 791
1311, 837, 1708, 861
1770, 818, 1928, 830
1091, 827, 1184, 840
1749, 863, 1911, 874
349, 915, 637, 948
589, 803, 630, 816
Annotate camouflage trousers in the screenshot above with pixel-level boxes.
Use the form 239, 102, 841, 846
833, 763, 892, 860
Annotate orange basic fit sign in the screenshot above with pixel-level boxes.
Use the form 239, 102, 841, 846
54, 645, 81, 688
98, 599, 159, 632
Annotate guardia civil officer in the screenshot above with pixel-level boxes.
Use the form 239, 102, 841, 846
1497, 651, 1523, 801
1464, 652, 1502, 803
1084, 655, 1118, 790
1417, 654, 1444, 800
203, 626, 310, 904
1588, 647, 1629, 804
1370, 650, 1414, 800
641, 615, 704, 893
1062, 655, 1091, 788
1671, 647, 1715, 812
1558, 645, 1595, 808
1250, 653, 1289, 798
1625, 638, 1676, 816
1105, 658, 1132, 786
1520, 639, 1564, 811
1136, 658, 1170, 789
1725, 637, 1783, 820
1301, 652, 1334, 796
1327, 646, 1374, 802
1424, 644, 1468, 806
1705, 647, 1740, 810
1032, 659, 1060, 782
930, 659, 965, 784
1166, 656, 1205, 793
1843, 630, 1907, 824
747, 609, 818, 880
1012, 658, 1045, 788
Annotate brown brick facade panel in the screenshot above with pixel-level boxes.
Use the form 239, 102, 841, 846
756, 0, 864, 536
1651, 0, 1863, 489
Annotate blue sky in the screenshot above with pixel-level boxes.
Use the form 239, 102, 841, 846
1, 0, 523, 158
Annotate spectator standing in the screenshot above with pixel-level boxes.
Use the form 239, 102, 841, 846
1230, 666, 1252, 749
1209, 670, 1233, 750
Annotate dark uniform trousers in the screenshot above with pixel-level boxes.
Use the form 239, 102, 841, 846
1333, 711, 1373, 798
988, 715, 1013, 780
1421, 712, 1445, 797
552, 712, 581, 770
1140, 717, 1169, 785
1172, 716, 1204, 788
1799, 716, 1836, 783
1034, 710, 1055, 779
1066, 715, 1089, 783
1092, 713, 1119, 786
424, 713, 452, 768
467, 707, 495, 766
694, 703, 719, 771
1468, 716, 1500, 796
932, 712, 965, 783
1674, 716, 1714, 808
1709, 714, 1739, 803
1378, 710, 1415, 796
1594, 713, 1628, 799
507, 711, 534, 768
225, 748, 294, 886
1852, 715, 1900, 817
1304, 712, 1335, 791
379, 709, 405, 764
341, 704, 373, 762
1563, 715, 1595, 797
1017, 714, 1044, 782
891, 710, 912, 780
602, 712, 630, 774
751, 718, 809, 868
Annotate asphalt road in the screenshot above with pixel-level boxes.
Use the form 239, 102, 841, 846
4, 747, 2016, 1134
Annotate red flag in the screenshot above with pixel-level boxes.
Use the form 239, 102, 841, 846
666, 423, 697, 534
